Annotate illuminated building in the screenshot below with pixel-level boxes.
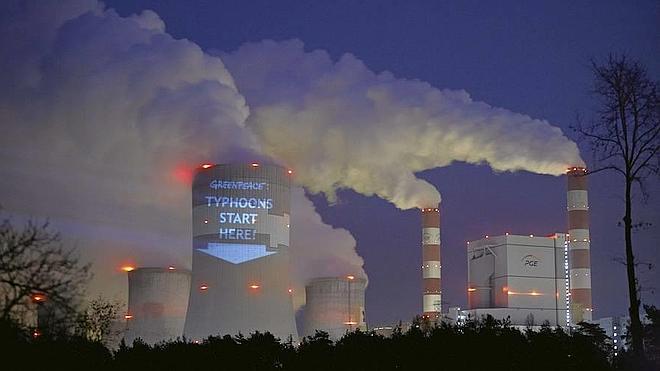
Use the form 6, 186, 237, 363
465, 234, 570, 327
184, 163, 297, 340
124, 267, 191, 344
302, 276, 367, 340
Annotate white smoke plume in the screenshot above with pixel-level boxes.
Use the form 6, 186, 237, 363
0, 1, 366, 300
289, 187, 365, 307
0, 1, 584, 304
223, 40, 584, 209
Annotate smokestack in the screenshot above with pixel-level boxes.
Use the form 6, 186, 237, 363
421, 207, 441, 319
125, 267, 192, 345
567, 167, 592, 323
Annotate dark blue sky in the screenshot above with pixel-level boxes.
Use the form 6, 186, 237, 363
107, 0, 659, 325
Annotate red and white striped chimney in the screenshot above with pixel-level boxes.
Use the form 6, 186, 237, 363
567, 167, 592, 323
421, 207, 441, 319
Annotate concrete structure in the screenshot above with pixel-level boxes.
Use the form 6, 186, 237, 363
184, 163, 298, 341
567, 167, 592, 323
594, 316, 629, 356
421, 207, 441, 319
302, 276, 367, 340
125, 267, 191, 344
466, 234, 570, 327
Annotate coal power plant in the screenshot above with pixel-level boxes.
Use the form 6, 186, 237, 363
302, 276, 367, 340
124, 267, 191, 344
184, 163, 298, 341
120, 163, 598, 342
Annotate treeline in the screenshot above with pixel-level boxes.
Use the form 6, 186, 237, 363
2, 311, 658, 371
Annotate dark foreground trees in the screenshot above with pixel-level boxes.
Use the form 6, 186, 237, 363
0, 215, 91, 334
8, 313, 660, 371
575, 55, 659, 358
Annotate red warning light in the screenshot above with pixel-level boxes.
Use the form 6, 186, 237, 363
201, 164, 213, 169
251, 163, 259, 168
168, 266, 175, 270
347, 275, 355, 280
287, 169, 293, 175
121, 266, 135, 272
31, 294, 46, 303
124, 314, 133, 320
199, 284, 209, 291
249, 284, 260, 289
288, 288, 293, 294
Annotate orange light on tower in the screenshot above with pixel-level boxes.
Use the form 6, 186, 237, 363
467, 288, 476, 292
201, 164, 213, 169
168, 266, 175, 270
31, 293, 46, 303
287, 169, 293, 174
199, 284, 209, 291
124, 314, 133, 320
251, 162, 259, 167
288, 288, 293, 294
121, 265, 135, 272
249, 284, 260, 289
346, 275, 355, 280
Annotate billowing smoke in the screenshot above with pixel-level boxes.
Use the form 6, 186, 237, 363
223, 40, 584, 209
0, 1, 365, 300
1, 1, 583, 305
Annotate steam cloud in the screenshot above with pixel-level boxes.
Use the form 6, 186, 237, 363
0, 0, 366, 300
223, 40, 584, 209
1, 1, 582, 302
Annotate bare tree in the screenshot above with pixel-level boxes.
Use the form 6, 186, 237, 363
575, 55, 659, 358
0, 215, 92, 332
76, 296, 124, 346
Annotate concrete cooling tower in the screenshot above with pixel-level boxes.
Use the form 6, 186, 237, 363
302, 276, 367, 340
124, 267, 191, 344
184, 163, 298, 341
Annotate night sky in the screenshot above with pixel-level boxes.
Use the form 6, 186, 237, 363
3, 0, 659, 327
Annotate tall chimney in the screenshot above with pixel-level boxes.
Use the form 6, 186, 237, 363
567, 167, 592, 323
421, 207, 441, 319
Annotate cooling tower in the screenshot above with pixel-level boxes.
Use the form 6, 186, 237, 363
124, 267, 191, 344
302, 277, 367, 340
184, 163, 298, 341
421, 207, 441, 319
567, 167, 592, 323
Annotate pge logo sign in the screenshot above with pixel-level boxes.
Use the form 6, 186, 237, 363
521, 255, 540, 269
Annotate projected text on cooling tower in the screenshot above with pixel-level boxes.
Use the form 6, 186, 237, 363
205, 181, 275, 241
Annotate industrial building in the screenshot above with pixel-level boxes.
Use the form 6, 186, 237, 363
302, 276, 367, 340
184, 163, 298, 341
124, 267, 191, 344
465, 233, 570, 327
421, 207, 442, 319
461, 166, 593, 328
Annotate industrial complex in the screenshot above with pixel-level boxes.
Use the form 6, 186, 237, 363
122, 163, 602, 343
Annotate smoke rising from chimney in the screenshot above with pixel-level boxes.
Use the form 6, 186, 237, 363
0, 1, 583, 302
223, 40, 584, 209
